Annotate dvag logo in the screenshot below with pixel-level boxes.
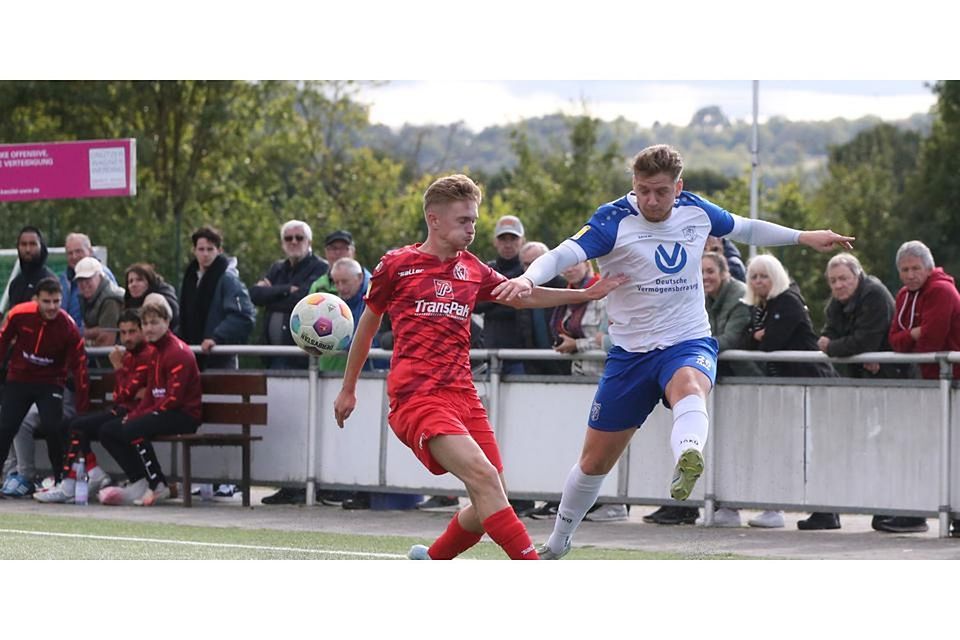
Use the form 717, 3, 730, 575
654, 243, 687, 274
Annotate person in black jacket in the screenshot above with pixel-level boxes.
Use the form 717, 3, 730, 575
178, 226, 256, 371
743, 254, 837, 379
124, 263, 181, 334
5, 226, 56, 313
249, 219, 328, 369
818, 252, 906, 379
474, 215, 528, 375
743, 253, 837, 530
817, 252, 915, 533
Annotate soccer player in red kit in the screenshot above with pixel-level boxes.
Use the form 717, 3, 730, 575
333, 174, 625, 560
0, 277, 89, 488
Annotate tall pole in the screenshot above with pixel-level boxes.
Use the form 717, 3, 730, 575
749, 80, 760, 259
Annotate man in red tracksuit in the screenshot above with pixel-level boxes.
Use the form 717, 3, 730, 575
885, 240, 960, 536
0, 277, 89, 489
98, 294, 202, 506
34, 308, 156, 503
888, 240, 960, 380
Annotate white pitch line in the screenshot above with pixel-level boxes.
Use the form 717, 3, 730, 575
0, 528, 406, 559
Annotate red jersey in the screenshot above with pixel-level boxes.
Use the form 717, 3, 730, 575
127, 330, 201, 421
365, 244, 506, 399
0, 301, 89, 412
113, 341, 157, 412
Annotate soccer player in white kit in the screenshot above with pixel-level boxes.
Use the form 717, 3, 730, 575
493, 145, 854, 558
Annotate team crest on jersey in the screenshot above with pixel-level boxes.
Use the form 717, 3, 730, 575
682, 226, 697, 242
434, 279, 454, 298
572, 225, 591, 240
654, 243, 687, 274
453, 263, 468, 281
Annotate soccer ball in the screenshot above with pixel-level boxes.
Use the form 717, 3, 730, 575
289, 292, 354, 356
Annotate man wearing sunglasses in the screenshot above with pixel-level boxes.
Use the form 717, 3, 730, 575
250, 219, 329, 369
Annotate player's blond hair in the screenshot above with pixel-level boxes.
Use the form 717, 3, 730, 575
632, 144, 684, 182
423, 174, 482, 214
141, 292, 172, 322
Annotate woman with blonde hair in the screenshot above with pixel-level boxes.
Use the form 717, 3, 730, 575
742, 254, 836, 529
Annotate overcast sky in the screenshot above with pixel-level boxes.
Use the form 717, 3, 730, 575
357, 81, 938, 132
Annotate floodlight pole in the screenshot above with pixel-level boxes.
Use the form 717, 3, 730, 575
749, 80, 760, 260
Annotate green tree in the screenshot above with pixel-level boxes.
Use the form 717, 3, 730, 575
0, 81, 422, 291
908, 81, 960, 276
813, 123, 921, 290
0, 80, 263, 283
492, 114, 625, 256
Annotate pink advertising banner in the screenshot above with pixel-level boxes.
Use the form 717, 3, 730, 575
0, 138, 136, 202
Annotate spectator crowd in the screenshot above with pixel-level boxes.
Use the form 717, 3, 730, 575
1, 217, 957, 538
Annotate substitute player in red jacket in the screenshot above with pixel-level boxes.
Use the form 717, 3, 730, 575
34, 308, 157, 503
0, 277, 88, 488
98, 294, 201, 506
333, 174, 625, 560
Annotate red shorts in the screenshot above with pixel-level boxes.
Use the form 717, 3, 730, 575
388, 388, 503, 476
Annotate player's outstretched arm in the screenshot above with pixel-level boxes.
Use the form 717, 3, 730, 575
798, 230, 855, 252
334, 307, 382, 429
492, 275, 534, 302
506, 273, 629, 309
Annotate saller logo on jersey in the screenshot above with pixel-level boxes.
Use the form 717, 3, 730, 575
654, 242, 687, 274
414, 299, 470, 319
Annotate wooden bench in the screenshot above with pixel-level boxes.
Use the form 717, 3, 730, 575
88, 371, 268, 507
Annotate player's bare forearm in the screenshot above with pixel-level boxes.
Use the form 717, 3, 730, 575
339, 308, 381, 393
504, 273, 629, 308
334, 308, 381, 428
798, 230, 855, 252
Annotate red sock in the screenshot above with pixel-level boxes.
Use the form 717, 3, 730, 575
428, 512, 484, 560
482, 506, 540, 560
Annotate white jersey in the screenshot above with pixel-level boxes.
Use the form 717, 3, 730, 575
563, 191, 735, 353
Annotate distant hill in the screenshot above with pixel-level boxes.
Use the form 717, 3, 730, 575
360, 107, 934, 185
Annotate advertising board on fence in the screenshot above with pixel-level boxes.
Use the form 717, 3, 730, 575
0, 138, 136, 202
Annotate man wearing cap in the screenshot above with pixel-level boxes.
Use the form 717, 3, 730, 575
475, 215, 530, 375
250, 219, 328, 369
58, 232, 118, 329
75, 256, 125, 348
308, 230, 371, 296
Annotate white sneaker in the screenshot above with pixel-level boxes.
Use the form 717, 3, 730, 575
33, 480, 76, 504
88, 466, 112, 494
135, 482, 171, 506
711, 507, 742, 527
407, 544, 431, 560
748, 510, 785, 528
584, 504, 629, 522
99, 478, 148, 506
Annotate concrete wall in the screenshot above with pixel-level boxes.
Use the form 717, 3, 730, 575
30, 373, 958, 519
